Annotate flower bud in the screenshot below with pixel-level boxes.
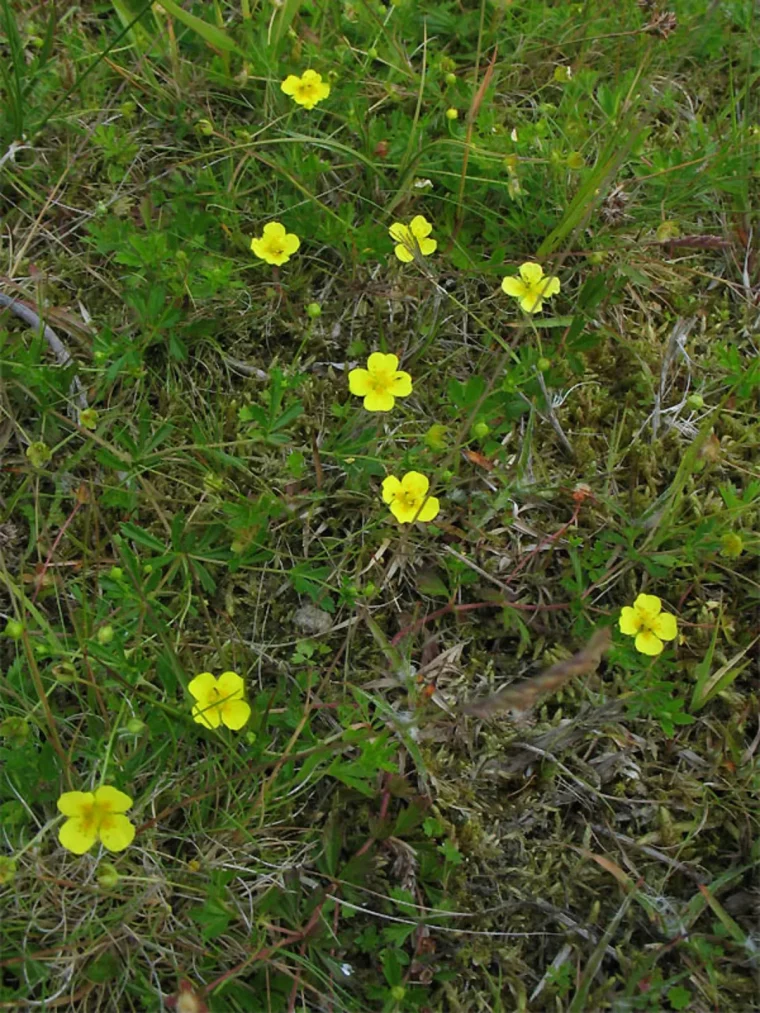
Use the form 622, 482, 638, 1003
424, 424, 448, 451
97, 863, 120, 889
97, 625, 114, 646
79, 409, 98, 431
3, 619, 24, 640
26, 442, 52, 468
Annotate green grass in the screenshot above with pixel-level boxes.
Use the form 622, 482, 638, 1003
1, 0, 759, 1010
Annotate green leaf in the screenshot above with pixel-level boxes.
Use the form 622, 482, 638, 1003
190, 897, 233, 941
691, 633, 757, 711
380, 947, 407, 986
416, 570, 450, 598
667, 985, 692, 1011
326, 759, 376, 796
438, 838, 464, 865
119, 522, 167, 553
382, 922, 416, 946
158, 0, 242, 54
322, 812, 342, 876
85, 953, 121, 983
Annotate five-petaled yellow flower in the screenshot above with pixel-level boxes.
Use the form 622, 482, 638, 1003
189, 671, 251, 730
57, 786, 136, 855
501, 262, 561, 314
389, 216, 437, 264
348, 353, 413, 412
281, 70, 330, 110
250, 222, 300, 266
619, 594, 678, 656
382, 472, 440, 524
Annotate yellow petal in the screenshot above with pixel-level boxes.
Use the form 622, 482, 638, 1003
409, 215, 433, 238
99, 814, 136, 852
93, 786, 133, 813
57, 791, 94, 817
401, 471, 429, 498
390, 500, 417, 524
635, 630, 664, 656
263, 222, 286, 239
388, 223, 410, 243
363, 390, 395, 412
415, 495, 440, 522
418, 238, 437, 256
250, 237, 267, 259
390, 372, 412, 396
59, 817, 98, 855
520, 294, 542, 314
634, 593, 662, 617
618, 606, 641, 636
316, 82, 330, 101
519, 262, 545, 286
281, 76, 300, 96
501, 276, 528, 299
216, 671, 244, 701
348, 368, 371, 395
283, 233, 300, 255
381, 476, 402, 504
302, 70, 320, 83
540, 275, 560, 298
652, 612, 677, 641
188, 672, 217, 702
393, 244, 414, 264
368, 352, 398, 374
222, 699, 251, 731
192, 700, 222, 729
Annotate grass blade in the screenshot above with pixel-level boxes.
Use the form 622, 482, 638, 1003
159, 0, 242, 54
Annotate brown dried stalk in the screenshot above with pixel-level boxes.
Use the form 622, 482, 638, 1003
461, 627, 612, 718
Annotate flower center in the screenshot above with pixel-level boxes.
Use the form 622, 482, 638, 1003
267, 243, 285, 257
80, 803, 97, 832
369, 371, 392, 393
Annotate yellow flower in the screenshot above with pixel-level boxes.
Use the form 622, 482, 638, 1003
388, 215, 437, 264
348, 352, 412, 412
189, 671, 251, 730
619, 593, 678, 656
501, 262, 561, 314
382, 472, 440, 524
280, 69, 330, 110
250, 222, 300, 266
57, 786, 136, 855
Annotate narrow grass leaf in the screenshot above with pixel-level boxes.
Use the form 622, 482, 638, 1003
158, 0, 242, 54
